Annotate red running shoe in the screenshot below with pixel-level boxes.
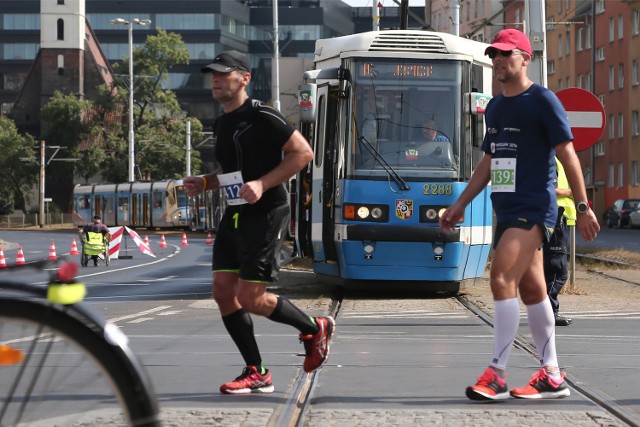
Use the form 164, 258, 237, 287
300, 316, 335, 373
219, 365, 274, 395
465, 367, 510, 401
510, 367, 570, 399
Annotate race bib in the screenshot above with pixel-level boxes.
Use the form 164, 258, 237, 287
491, 158, 516, 192
218, 171, 247, 205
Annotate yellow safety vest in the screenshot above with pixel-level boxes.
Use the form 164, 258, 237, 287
555, 157, 576, 226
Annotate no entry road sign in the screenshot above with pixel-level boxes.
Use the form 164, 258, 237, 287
556, 88, 606, 152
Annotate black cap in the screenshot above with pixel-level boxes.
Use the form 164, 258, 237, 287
93, 215, 101, 220
201, 50, 250, 73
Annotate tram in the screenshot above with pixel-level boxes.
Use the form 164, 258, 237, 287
293, 30, 494, 289
72, 180, 224, 231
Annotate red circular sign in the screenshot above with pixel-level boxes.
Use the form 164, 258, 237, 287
556, 88, 606, 152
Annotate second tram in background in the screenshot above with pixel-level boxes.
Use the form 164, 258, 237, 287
72, 180, 224, 231
293, 30, 494, 291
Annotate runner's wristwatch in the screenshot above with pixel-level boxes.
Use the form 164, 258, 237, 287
576, 201, 589, 214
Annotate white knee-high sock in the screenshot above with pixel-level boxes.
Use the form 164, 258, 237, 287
490, 298, 520, 370
527, 299, 559, 368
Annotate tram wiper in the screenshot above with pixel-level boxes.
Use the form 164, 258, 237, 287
358, 136, 410, 191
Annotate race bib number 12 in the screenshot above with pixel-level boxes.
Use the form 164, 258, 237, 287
218, 171, 247, 205
491, 158, 516, 192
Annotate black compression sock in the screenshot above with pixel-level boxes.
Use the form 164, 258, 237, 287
268, 296, 319, 335
222, 309, 262, 367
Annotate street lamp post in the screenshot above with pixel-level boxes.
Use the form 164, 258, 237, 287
111, 17, 152, 183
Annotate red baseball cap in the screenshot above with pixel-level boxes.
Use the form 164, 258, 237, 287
485, 29, 532, 56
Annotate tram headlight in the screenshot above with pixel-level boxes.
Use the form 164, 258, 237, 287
343, 203, 388, 222
419, 205, 456, 224
357, 206, 370, 219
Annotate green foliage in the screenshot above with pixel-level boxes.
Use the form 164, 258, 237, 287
39, 29, 204, 185
0, 116, 38, 213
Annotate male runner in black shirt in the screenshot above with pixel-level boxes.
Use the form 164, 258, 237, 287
184, 50, 334, 394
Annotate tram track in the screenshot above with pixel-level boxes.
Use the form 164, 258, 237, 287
272, 252, 639, 427
269, 293, 343, 427
457, 294, 640, 427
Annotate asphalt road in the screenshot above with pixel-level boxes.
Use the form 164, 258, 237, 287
1, 229, 639, 426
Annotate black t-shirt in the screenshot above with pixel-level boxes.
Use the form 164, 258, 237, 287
214, 98, 295, 213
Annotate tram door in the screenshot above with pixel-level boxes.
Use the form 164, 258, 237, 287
310, 85, 338, 262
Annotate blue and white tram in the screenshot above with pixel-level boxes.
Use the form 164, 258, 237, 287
72, 180, 221, 230
294, 30, 494, 289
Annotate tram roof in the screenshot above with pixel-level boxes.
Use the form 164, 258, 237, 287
314, 30, 491, 66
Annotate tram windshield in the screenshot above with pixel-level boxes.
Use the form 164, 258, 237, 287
349, 58, 462, 181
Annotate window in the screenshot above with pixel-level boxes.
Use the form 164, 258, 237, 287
608, 114, 615, 139
57, 0, 64, 4
598, 94, 605, 106
587, 73, 593, 91
609, 17, 615, 42
558, 34, 563, 57
585, 166, 593, 185
566, 31, 570, 56
57, 18, 64, 41
585, 24, 592, 48
577, 27, 583, 51
618, 162, 624, 188
633, 111, 639, 136
596, 0, 605, 14
633, 9, 640, 36
596, 47, 605, 61
609, 66, 615, 90
577, 74, 584, 88
632, 161, 639, 186
595, 142, 605, 157
618, 113, 624, 138
558, 78, 563, 90
619, 64, 624, 89
619, 15, 624, 39
548, 60, 556, 75
633, 60, 640, 86
608, 163, 614, 188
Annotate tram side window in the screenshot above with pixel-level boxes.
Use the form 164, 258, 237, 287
77, 196, 90, 210
119, 196, 128, 212
153, 191, 163, 208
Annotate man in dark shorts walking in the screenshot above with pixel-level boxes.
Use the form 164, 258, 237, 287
183, 50, 334, 395
439, 29, 600, 401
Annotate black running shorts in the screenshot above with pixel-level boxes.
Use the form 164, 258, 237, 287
493, 218, 553, 250
213, 204, 289, 283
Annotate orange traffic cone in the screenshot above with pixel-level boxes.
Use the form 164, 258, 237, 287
181, 233, 189, 247
206, 232, 214, 245
159, 234, 167, 248
48, 241, 58, 261
15, 246, 26, 266
144, 235, 150, 246
70, 238, 79, 255
0, 248, 6, 268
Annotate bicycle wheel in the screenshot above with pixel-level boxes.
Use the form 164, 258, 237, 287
0, 298, 160, 426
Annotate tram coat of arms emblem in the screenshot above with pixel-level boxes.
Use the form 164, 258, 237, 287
396, 199, 413, 220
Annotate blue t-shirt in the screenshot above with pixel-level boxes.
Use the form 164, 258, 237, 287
482, 83, 573, 228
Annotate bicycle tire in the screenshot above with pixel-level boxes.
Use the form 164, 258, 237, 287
0, 298, 160, 426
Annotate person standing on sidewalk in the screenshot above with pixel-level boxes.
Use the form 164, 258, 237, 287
183, 50, 335, 395
544, 157, 576, 327
439, 29, 600, 401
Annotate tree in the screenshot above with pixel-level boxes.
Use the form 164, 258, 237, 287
38, 30, 205, 186
104, 28, 204, 183
0, 117, 38, 214
41, 91, 100, 182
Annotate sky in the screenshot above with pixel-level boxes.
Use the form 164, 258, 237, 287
340, 0, 425, 7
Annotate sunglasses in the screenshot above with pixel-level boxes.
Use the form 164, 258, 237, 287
487, 48, 523, 60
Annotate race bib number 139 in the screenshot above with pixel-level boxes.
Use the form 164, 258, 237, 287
491, 158, 516, 192
218, 171, 248, 205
